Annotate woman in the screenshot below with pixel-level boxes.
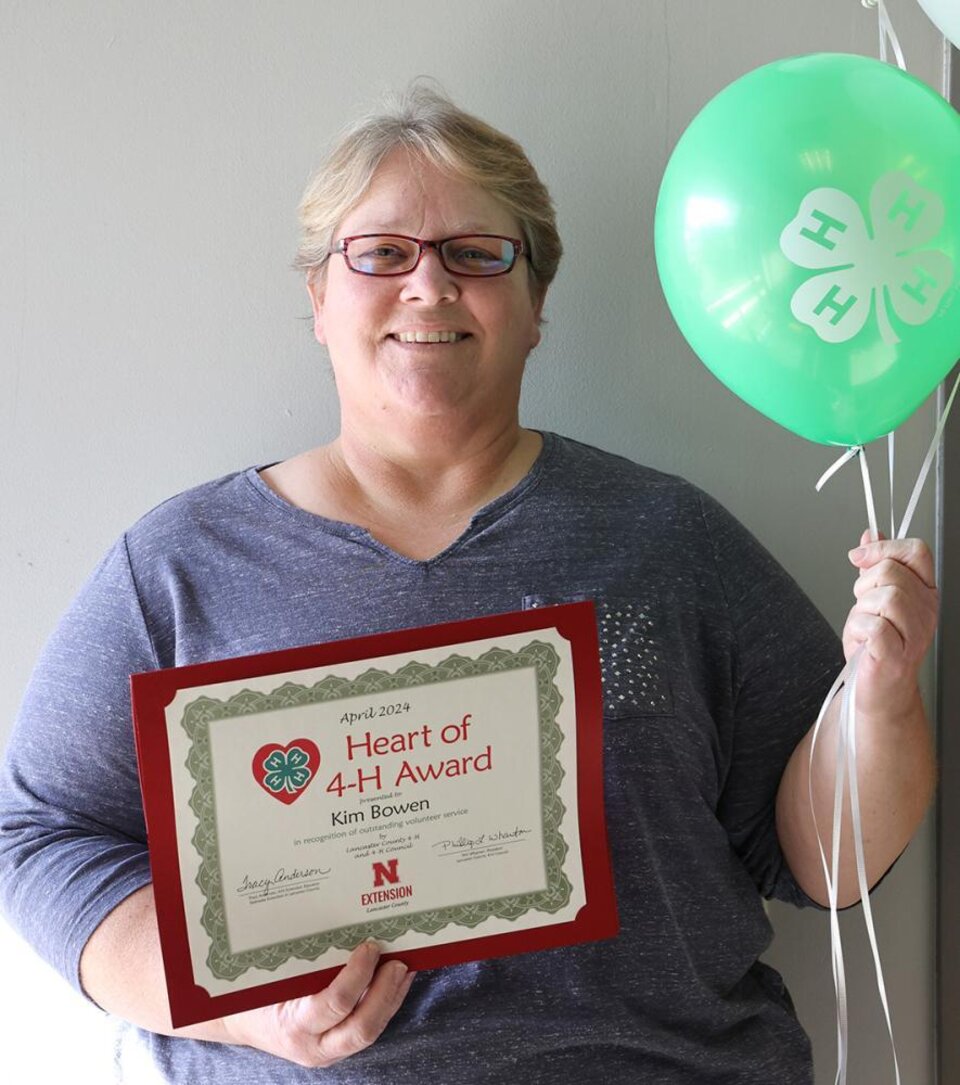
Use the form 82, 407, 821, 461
0, 85, 937, 1084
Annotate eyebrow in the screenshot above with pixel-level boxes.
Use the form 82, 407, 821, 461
348, 223, 498, 236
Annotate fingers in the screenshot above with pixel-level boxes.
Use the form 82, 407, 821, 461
293, 941, 383, 1035
220, 944, 416, 1069
856, 576, 935, 622
845, 535, 938, 667
842, 533, 938, 722
846, 580, 937, 661
852, 558, 919, 599
285, 942, 415, 1068
313, 960, 415, 1066
844, 609, 907, 662
843, 535, 937, 676
849, 536, 936, 589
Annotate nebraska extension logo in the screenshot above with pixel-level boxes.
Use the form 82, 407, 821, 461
360, 857, 414, 907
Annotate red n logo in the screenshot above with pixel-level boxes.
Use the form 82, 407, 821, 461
372, 858, 400, 887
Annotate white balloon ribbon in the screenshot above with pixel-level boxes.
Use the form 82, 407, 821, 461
858, 445, 879, 541
816, 446, 861, 492
897, 369, 960, 539
816, 444, 879, 542
861, 0, 908, 70
812, 367, 959, 1083
806, 660, 852, 1080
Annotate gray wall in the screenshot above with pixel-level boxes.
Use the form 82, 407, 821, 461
0, 2, 947, 1082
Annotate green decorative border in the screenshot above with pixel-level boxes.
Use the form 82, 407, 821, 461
181, 641, 571, 981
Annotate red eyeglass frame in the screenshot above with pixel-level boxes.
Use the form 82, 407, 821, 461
332, 233, 527, 277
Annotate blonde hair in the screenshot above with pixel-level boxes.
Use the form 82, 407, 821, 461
294, 82, 562, 300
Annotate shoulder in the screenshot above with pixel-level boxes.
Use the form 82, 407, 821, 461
59, 468, 261, 622
542, 431, 718, 523
546, 431, 683, 486
539, 432, 803, 594
123, 467, 263, 553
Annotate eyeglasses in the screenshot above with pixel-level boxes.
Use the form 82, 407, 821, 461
332, 234, 527, 277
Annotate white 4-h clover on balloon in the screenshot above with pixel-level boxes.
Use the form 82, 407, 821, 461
655, 53, 960, 446
779, 172, 952, 347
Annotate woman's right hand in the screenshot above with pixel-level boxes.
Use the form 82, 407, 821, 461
81, 886, 415, 1065
220, 942, 416, 1067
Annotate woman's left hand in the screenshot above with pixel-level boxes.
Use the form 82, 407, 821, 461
844, 531, 939, 722
778, 533, 939, 905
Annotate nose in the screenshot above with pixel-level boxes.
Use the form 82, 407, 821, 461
399, 246, 460, 305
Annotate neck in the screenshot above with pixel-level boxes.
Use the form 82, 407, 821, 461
330, 413, 540, 522
259, 412, 544, 560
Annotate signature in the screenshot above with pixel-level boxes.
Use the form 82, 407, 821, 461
432, 826, 532, 853
236, 865, 331, 895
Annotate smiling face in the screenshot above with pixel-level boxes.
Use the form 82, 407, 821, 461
308, 150, 544, 434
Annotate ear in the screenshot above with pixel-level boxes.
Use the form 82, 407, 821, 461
306, 275, 327, 345
529, 288, 547, 350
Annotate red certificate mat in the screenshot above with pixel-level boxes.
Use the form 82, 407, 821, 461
131, 601, 618, 1027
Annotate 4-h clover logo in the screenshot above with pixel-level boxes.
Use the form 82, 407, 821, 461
779, 171, 953, 346
251, 738, 320, 805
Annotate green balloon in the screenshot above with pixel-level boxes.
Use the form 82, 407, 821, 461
655, 53, 960, 446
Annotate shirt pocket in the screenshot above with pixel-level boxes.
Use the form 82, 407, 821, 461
521, 590, 674, 720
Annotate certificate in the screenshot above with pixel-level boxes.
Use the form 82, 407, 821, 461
131, 602, 618, 1027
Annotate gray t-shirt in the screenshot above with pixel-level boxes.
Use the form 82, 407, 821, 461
0, 432, 842, 1083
